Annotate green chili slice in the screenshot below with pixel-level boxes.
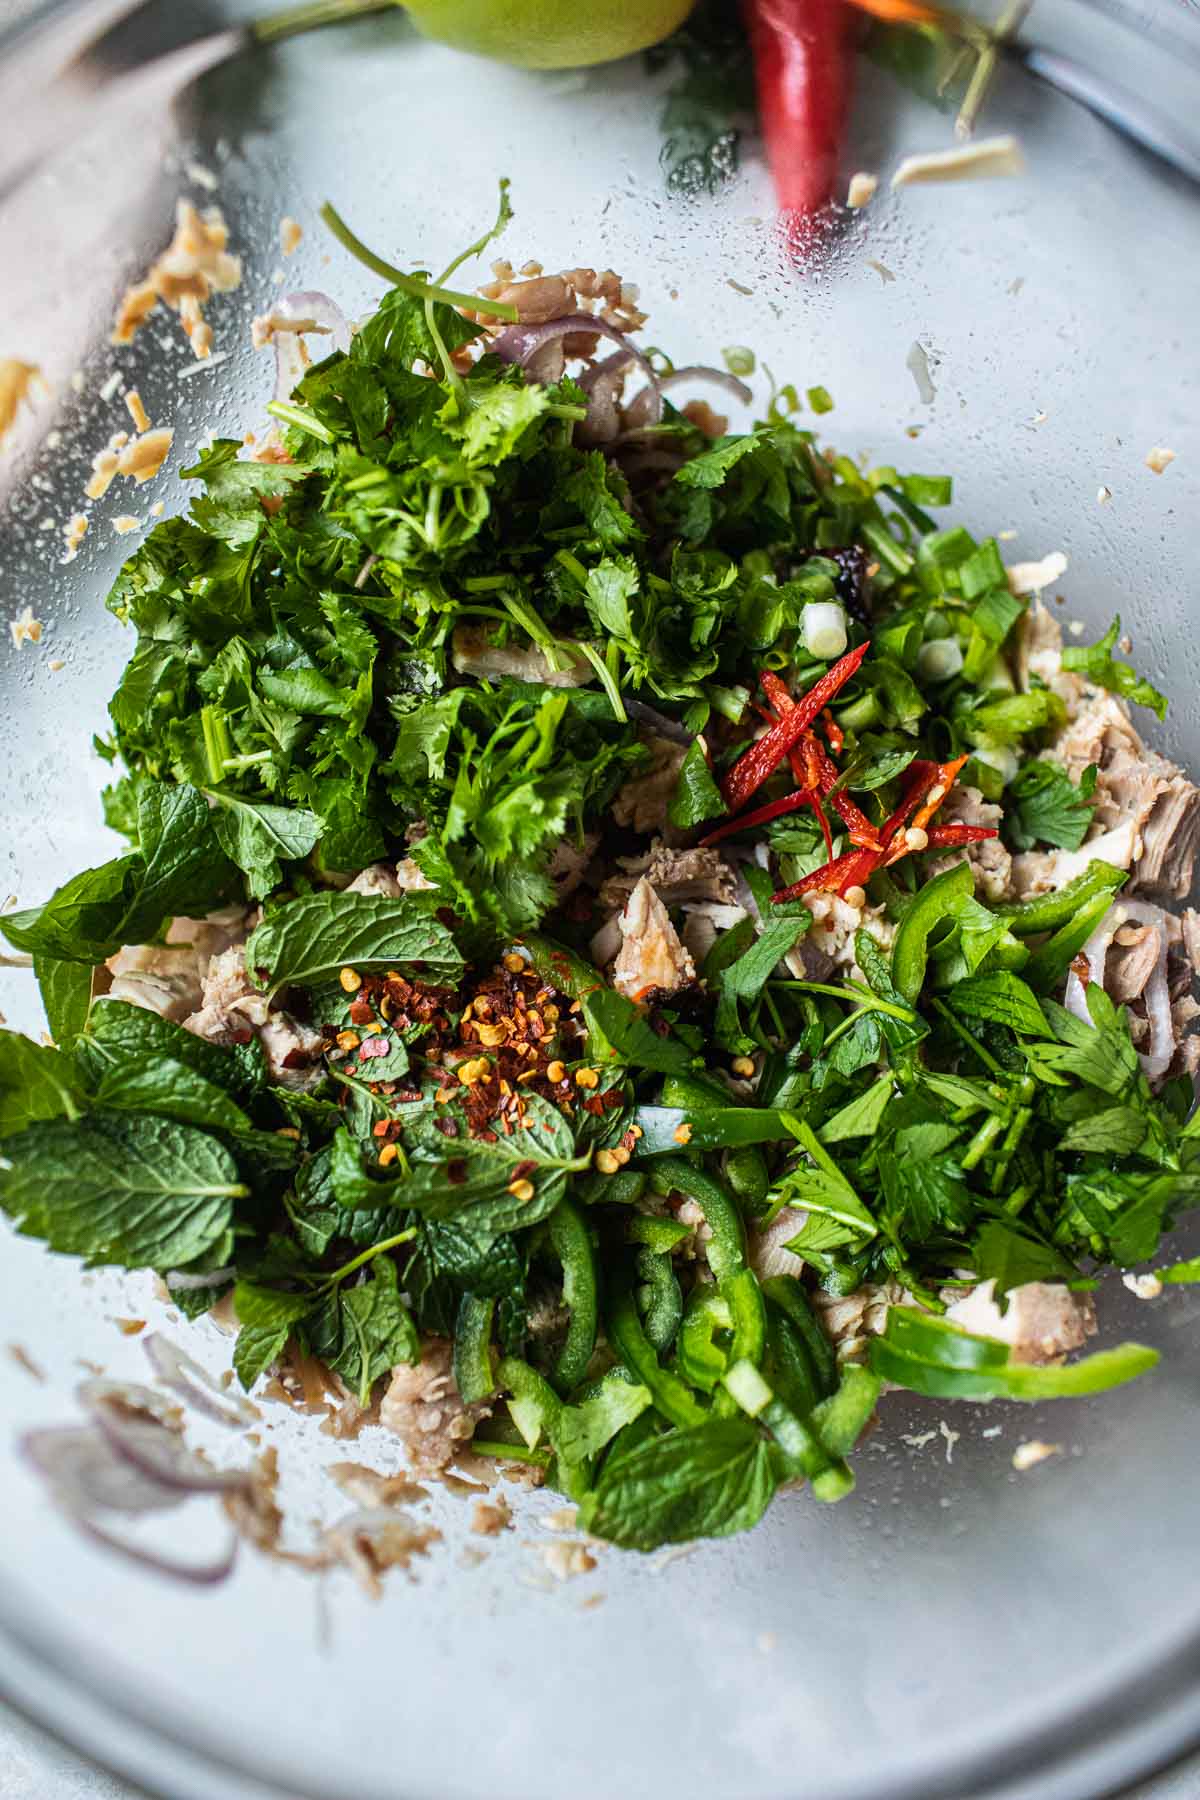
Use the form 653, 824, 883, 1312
992, 860, 1126, 936
650, 1157, 747, 1282
608, 1265, 708, 1428
545, 1197, 599, 1393
453, 1293, 495, 1405
891, 860, 976, 1003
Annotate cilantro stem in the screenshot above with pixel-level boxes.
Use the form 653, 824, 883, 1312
960, 1112, 1006, 1173
250, 0, 393, 45
931, 997, 1007, 1077
200, 705, 231, 787
575, 642, 627, 723
319, 202, 519, 321
266, 400, 336, 445
770, 979, 915, 1025
325, 1229, 418, 1287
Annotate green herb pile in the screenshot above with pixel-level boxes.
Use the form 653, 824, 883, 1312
0, 196, 1190, 1553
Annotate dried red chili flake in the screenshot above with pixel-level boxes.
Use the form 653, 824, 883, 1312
479, 1129, 498, 1145
446, 1158, 468, 1183
435, 1116, 459, 1139
358, 1036, 390, 1060
372, 1120, 389, 1139
393, 1088, 423, 1104
512, 1159, 537, 1181
348, 999, 374, 1025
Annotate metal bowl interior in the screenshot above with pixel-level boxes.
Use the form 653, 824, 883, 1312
1, 5, 1200, 1798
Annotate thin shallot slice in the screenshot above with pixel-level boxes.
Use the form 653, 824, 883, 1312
1064, 899, 1175, 1079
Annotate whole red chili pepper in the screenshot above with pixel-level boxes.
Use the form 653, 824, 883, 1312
723, 641, 869, 813
742, 0, 856, 250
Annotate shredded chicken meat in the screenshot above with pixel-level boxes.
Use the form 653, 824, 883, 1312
379, 1338, 492, 1475
610, 877, 696, 999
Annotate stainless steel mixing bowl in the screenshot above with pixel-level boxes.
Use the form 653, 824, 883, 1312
1, 3, 1199, 1796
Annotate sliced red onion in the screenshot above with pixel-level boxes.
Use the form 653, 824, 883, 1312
623, 363, 753, 430
79, 1379, 254, 1492
490, 312, 664, 436
22, 1426, 240, 1584
1064, 899, 1174, 1078
143, 1333, 259, 1429
576, 349, 638, 447
269, 289, 351, 401
23, 1425, 185, 1517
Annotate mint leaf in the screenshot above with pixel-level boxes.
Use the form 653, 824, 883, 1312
233, 1323, 289, 1389
579, 1415, 776, 1549
0, 1032, 84, 1139
244, 892, 463, 996
34, 956, 97, 1048
305, 1258, 419, 1406
207, 792, 322, 899
582, 986, 694, 1075
947, 973, 1048, 1037
0, 1113, 245, 1269
972, 1220, 1081, 1295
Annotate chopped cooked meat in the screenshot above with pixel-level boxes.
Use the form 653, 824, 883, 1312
547, 832, 599, 898
748, 1209, 806, 1281
183, 944, 324, 1087
1009, 819, 1139, 898
1037, 689, 1200, 901
378, 1338, 492, 1475
945, 1279, 1096, 1363
1107, 922, 1162, 1004
610, 878, 696, 998
680, 900, 750, 968
106, 942, 209, 1022
322, 1508, 441, 1597
811, 1280, 905, 1362
598, 840, 738, 911
925, 784, 1012, 901
1182, 909, 1200, 980
611, 736, 687, 835
450, 624, 592, 687
345, 860, 434, 897
805, 891, 894, 972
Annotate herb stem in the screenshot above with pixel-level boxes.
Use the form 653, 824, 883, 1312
931, 997, 1007, 1077
250, 0, 393, 45
266, 399, 337, 444
319, 202, 519, 320
469, 1438, 552, 1466
575, 642, 628, 723
325, 1229, 418, 1286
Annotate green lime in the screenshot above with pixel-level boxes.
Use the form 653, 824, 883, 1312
403, 0, 696, 67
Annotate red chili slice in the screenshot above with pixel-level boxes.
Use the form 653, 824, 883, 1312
924, 824, 999, 846
699, 787, 817, 848
722, 641, 870, 812
758, 665, 880, 848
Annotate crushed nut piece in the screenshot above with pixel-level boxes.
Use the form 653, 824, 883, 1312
847, 171, 878, 208
280, 215, 304, 256
0, 360, 44, 445
112, 515, 141, 535
112, 199, 242, 359
1145, 445, 1176, 474
1012, 1440, 1063, 1472
124, 389, 151, 433
892, 136, 1025, 188
9, 606, 42, 649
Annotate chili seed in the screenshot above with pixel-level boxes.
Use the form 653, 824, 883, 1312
508, 1176, 535, 1201
673, 1123, 693, 1145
731, 1056, 756, 1078
339, 967, 362, 993
594, 1150, 620, 1174
378, 1142, 398, 1168
904, 826, 929, 851
336, 1029, 360, 1052
843, 885, 867, 908
575, 1067, 600, 1089
546, 1060, 566, 1082
612, 1144, 631, 1166
503, 952, 526, 974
